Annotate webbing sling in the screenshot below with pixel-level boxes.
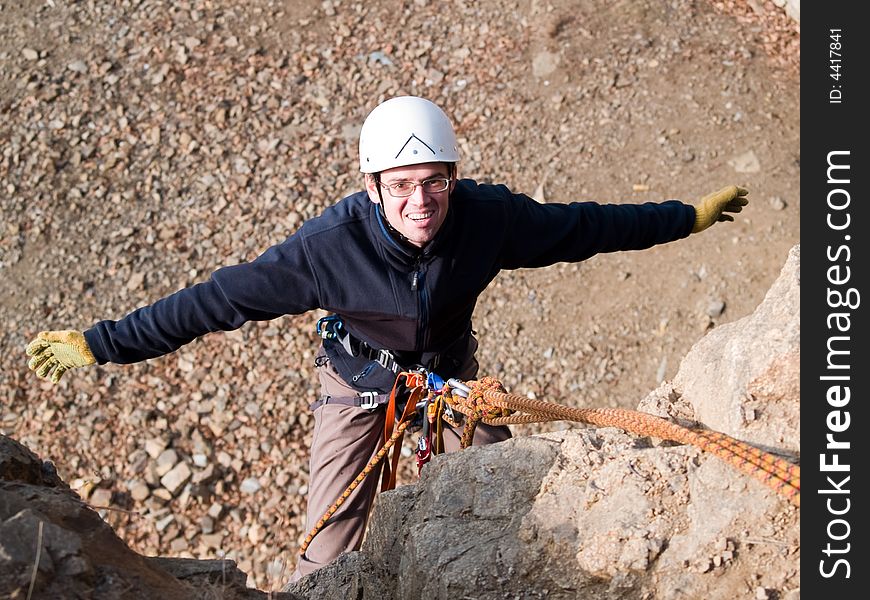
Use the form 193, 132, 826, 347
381, 372, 426, 492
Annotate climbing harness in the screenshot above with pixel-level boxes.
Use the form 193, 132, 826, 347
299, 369, 801, 555
317, 315, 407, 375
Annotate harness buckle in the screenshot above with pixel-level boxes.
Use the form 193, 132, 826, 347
375, 348, 396, 371
358, 391, 380, 410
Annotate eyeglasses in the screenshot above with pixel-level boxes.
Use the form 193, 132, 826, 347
379, 177, 452, 198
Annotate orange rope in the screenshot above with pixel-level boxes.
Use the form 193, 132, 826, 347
454, 382, 800, 507
299, 418, 412, 555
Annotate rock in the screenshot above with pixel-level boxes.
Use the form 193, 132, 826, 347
207, 503, 224, 519
89, 488, 113, 508
240, 477, 261, 494
0, 437, 65, 488
67, 60, 88, 74
769, 196, 787, 210
145, 439, 169, 459
199, 533, 226, 550
130, 480, 151, 502
160, 463, 192, 497
199, 515, 214, 535
706, 299, 726, 318
1, 435, 225, 599
155, 449, 179, 476
155, 514, 175, 533
728, 150, 761, 173
532, 51, 560, 78
192, 463, 215, 484
674, 246, 800, 451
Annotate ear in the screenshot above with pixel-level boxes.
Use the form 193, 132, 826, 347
449, 167, 459, 193
364, 174, 381, 204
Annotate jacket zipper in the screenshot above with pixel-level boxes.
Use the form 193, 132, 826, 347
411, 256, 430, 348
352, 362, 375, 382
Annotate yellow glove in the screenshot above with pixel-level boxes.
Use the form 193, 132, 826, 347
25, 330, 96, 383
692, 185, 749, 233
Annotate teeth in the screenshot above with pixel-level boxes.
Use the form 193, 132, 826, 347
408, 212, 432, 220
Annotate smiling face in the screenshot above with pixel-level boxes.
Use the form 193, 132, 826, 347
365, 162, 456, 248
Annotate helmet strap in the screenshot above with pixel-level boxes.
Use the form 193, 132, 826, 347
372, 172, 413, 247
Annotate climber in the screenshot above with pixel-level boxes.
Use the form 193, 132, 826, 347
24, 95, 749, 582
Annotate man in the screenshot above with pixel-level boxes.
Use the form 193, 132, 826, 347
24, 95, 748, 580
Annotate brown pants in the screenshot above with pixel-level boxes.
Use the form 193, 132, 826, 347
289, 347, 511, 581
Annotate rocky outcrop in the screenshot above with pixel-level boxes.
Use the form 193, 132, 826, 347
288, 245, 801, 599
2, 246, 800, 598
0, 435, 293, 600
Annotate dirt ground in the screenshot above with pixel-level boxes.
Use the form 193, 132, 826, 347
0, 0, 799, 591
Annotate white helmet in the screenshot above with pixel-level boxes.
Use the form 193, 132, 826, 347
359, 96, 460, 173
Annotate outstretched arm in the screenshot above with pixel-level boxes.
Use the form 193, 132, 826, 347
24, 231, 321, 383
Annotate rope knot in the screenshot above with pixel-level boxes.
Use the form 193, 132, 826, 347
467, 376, 512, 420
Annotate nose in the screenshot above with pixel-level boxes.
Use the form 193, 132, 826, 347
407, 184, 427, 204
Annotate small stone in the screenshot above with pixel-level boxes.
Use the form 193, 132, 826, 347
155, 514, 175, 532
200, 533, 225, 549
192, 463, 215, 484
216, 451, 232, 468
170, 537, 189, 553
769, 196, 786, 210
532, 50, 559, 78
152, 488, 173, 502
728, 150, 761, 173
130, 480, 151, 501
155, 449, 179, 476
707, 300, 726, 318
248, 522, 263, 544
240, 477, 261, 494
145, 438, 168, 458
127, 272, 145, 291
200, 515, 215, 534
160, 462, 192, 496
89, 488, 112, 508
755, 587, 769, 600
67, 60, 88, 74
22, 48, 39, 60
204, 504, 224, 522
